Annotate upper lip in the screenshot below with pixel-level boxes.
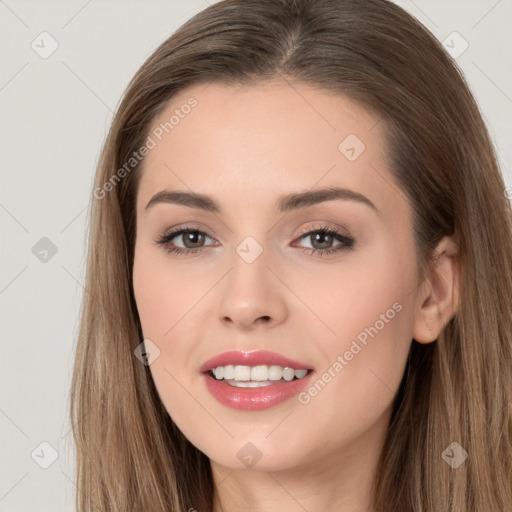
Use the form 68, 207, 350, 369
200, 350, 313, 373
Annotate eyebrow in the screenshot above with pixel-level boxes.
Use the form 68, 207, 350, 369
145, 186, 380, 215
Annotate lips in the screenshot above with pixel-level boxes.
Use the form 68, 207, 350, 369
200, 349, 315, 410
200, 349, 312, 373
203, 371, 315, 410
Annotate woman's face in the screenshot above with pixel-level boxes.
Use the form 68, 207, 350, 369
132, 79, 422, 473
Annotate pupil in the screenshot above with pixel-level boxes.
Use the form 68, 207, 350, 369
184, 231, 204, 248
312, 232, 332, 249
182, 232, 333, 250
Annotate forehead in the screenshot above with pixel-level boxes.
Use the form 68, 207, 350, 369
136, 79, 398, 216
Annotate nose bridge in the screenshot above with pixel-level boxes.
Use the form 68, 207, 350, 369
217, 233, 287, 328
228, 235, 271, 299
235, 233, 266, 265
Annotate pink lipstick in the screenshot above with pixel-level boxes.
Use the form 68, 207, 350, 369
201, 350, 315, 411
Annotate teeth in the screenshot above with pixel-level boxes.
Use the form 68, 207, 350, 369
268, 365, 283, 381
223, 365, 234, 379
213, 366, 224, 379
251, 365, 268, 381
282, 367, 295, 381
234, 365, 251, 381
294, 369, 308, 379
211, 364, 309, 382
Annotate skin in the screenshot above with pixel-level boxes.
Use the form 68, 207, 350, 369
132, 79, 459, 512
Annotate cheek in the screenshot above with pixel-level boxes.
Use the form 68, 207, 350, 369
132, 245, 206, 338
132, 247, 199, 396
323, 272, 412, 359
297, 246, 415, 379
299, 244, 415, 349
132, 249, 208, 431
292, 248, 416, 432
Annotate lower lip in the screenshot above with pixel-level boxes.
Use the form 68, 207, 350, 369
203, 371, 315, 410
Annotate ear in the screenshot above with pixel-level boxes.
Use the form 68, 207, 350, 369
412, 236, 460, 344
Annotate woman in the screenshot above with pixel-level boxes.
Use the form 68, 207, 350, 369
70, 0, 512, 510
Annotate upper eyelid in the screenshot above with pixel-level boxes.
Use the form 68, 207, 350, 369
161, 224, 351, 244
155, 224, 355, 258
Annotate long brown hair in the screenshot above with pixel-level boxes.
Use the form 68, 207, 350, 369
69, 0, 512, 510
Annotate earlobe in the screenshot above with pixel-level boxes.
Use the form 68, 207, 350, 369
412, 236, 460, 344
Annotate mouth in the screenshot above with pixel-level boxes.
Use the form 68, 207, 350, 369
200, 349, 315, 410
206, 364, 313, 388
202, 364, 315, 410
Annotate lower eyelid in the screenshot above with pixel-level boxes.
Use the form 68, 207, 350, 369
156, 226, 354, 253
166, 230, 215, 248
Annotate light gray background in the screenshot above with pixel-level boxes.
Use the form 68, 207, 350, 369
0, 0, 510, 510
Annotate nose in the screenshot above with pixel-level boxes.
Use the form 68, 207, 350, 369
217, 249, 288, 331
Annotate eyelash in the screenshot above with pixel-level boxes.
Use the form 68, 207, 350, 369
154, 223, 355, 258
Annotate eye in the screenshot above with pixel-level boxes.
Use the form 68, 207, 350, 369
292, 224, 354, 257
154, 223, 355, 257
154, 225, 216, 255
